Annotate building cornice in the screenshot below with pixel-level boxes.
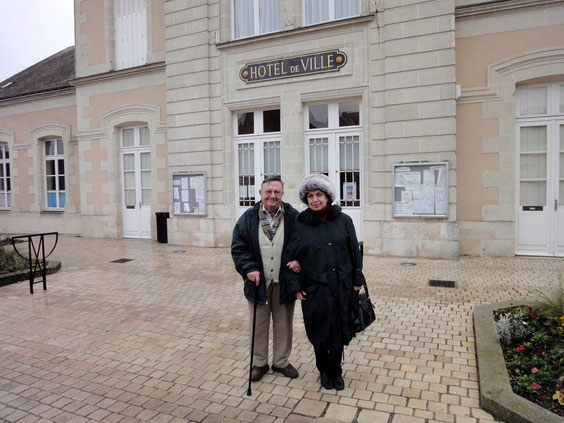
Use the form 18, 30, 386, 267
0, 87, 75, 107
455, 0, 563, 18
71, 61, 166, 87
215, 15, 375, 50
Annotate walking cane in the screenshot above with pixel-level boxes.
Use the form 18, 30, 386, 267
247, 281, 259, 396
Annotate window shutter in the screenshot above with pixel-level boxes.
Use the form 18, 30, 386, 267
115, 0, 146, 70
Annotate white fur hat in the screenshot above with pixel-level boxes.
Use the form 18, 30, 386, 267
298, 173, 336, 204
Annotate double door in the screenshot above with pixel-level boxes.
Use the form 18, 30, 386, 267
121, 148, 151, 238
516, 121, 564, 256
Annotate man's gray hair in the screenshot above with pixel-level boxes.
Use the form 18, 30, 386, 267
261, 175, 284, 188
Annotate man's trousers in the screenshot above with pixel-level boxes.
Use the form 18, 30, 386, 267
248, 282, 295, 368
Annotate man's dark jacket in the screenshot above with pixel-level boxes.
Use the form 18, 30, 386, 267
231, 201, 299, 305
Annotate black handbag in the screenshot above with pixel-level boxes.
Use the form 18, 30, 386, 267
350, 284, 376, 334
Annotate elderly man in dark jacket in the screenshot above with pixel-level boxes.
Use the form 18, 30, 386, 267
231, 175, 300, 382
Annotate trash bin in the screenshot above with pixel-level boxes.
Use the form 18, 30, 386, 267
155, 212, 170, 243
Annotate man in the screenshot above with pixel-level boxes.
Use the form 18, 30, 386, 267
231, 175, 300, 381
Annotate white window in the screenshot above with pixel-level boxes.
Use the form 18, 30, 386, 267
306, 101, 361, 207
44, 139, 65, 210
235, 109, 281, 207
233, 0, 280, 39
115, 0, 147, 70
304, 0, 360, 26
0, 143, 10, 209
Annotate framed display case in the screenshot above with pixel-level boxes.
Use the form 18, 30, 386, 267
392, 162, 448, 218
171, 172, 206, 216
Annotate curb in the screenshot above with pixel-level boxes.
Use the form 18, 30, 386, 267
0, 260, 61, 287
474, 301, 564, 423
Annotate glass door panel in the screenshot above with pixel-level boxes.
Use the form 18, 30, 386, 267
238, 143, 255, 207
309, 137, 329, 175
339, 135, 360, 207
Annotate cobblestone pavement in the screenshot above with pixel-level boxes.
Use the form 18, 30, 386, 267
1, 235, 563, 423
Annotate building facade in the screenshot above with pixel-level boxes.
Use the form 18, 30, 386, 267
0, 0, 563, 258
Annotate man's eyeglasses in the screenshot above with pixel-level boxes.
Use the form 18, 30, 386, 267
264, 190, 282, 197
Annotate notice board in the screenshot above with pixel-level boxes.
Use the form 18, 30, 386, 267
171, 172, 207, 216
393, 162, 448, 218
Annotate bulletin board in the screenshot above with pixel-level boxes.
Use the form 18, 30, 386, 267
171, 172, 207, 216
392, 162, 448, 218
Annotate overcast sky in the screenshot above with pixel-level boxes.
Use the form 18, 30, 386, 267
0, 0, 75, 83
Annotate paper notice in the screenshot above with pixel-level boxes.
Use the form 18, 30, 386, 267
423, 169, 434, 185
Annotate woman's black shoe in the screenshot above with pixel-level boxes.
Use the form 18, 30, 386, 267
320, 372, 334, 389
333, 374, 344, 390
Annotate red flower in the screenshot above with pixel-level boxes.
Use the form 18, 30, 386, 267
529, 313, 538, 319
516, 346, 526, 353
531, 367, 538, 374
531, 383, 541, 391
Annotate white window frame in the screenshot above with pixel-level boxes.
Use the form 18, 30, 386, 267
232, 0, 280, 40
44, 139, 65, 211
304, 100, 362, 208
516, 82, 564, 118
234, 109, 282, 207
0, 143, 10, 210
303, 0, 361, 26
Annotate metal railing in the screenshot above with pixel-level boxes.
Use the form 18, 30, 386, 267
11, 232, 59, 294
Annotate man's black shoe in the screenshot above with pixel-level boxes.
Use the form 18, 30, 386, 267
271, 363, 299, 379
251, 365, 269, 381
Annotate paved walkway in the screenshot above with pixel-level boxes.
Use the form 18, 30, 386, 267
1, 235, 563, 423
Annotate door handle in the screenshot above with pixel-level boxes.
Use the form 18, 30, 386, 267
556, 199, 559, 211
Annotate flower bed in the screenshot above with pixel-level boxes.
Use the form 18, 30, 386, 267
494, 294, 564, 418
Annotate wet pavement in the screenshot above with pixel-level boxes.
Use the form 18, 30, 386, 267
1, 235, 563, 423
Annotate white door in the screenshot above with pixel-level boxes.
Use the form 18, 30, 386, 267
307, 132, 362, 239
516, 121, 564, 256
555, 121, 564, 256
304, 101, 363, 239
121, 127, 151, 239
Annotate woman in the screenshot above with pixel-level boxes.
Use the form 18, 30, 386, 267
286, 174, 365, 390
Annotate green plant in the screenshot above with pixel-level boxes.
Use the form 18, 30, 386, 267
535, 274, 564, 318
0, 246, 29, 273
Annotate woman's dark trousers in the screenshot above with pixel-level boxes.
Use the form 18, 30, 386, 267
314, 347, 343, 376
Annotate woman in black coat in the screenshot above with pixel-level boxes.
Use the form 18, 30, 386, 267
286, 174, 365, 390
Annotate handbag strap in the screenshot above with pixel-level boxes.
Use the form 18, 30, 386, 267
362, 283, 370, 298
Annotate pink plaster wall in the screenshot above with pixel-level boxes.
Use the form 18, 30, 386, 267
79, 0, 106, 67
456, 103, 499, 221
84, 85, 166, 130
152, 0, 165, 53
85, 139, 109, 215
11, 149, 34, 212
0, 106, 77, 141
456, 24, 564, 88
0, 105, 79, 213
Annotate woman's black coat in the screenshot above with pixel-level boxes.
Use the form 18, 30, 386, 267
231, 201, 299, 305
286, 205, 366, 351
